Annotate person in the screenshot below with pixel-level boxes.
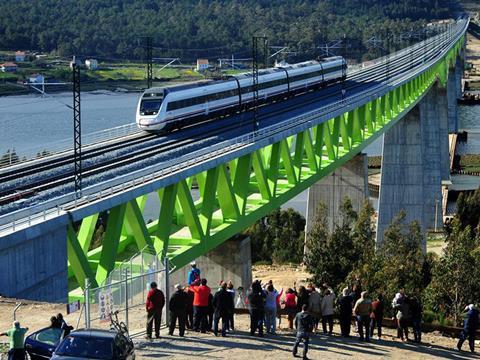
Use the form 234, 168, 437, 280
169, 284, 188, 337
146, 281, 165, 339
457, 304, 479, 353
321, 286, 335, 335
226, 280, 235, 332
50, 316, 60, 328
369, 294, 384, 340
409, 296, 423, 343
0, 321, 29, 360
213, 282, 234, 337
248, 280, 266, 336
187, 261, 200, 285
392, 291, 409, 342
56, 313, 74, 336
296, 286, 309, 313
338, 287, 354, 337
236, 286, 247, 309
185, 286, 195, 329
265, 284, 279, 334
191, 278, 211, 333
353, 291, 372, 342
292, 304, 314, 360
284, 288, 298, 329
307, 285, 322, 332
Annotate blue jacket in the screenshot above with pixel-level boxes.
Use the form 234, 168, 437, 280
187, 268, 200, 285
464, 308, 479, 332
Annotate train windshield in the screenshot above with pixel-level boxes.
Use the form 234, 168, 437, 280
140, 99, 162, 115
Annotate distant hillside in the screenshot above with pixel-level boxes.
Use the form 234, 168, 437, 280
0, 0, 457, 62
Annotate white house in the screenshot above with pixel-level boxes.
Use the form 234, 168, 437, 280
29, 73, 45, 83
196, 59, 210, 71
85, 59, 98, 70
0, 62, 18, 72
15, 51, 26, 62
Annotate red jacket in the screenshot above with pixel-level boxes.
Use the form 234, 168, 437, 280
191, 285, 211, 307
146, 288, 165, 313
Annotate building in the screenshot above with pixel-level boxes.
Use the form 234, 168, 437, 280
85, 59, 98, 70
0, 62, 18, 72
15, 51, 26, 62
29, 73, 45, 83
196, 59, 210, 71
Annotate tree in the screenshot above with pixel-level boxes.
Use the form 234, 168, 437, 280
305, 198, 358, 289
425, 218, 480, 325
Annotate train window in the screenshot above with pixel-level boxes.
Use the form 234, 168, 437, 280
140, 99, 163, 115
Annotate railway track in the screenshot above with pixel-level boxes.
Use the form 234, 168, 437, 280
0, 34, 449, 208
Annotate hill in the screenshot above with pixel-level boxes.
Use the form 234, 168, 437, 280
0, 0, 457, 62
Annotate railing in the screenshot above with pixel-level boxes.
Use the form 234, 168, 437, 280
0, 19, 469, 233
0, 122, 140, 168
83, 249, 170, 335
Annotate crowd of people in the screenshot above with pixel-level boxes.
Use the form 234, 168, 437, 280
143, 262, 479, 359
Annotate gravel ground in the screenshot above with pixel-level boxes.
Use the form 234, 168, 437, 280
133, 314, 479, 360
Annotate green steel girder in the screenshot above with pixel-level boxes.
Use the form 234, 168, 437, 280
66, 34, 465, 295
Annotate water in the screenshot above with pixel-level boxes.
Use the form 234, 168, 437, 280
0, 91, 140, 157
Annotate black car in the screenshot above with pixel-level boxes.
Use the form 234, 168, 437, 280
51, 329, 135, 360
24, 326, 64, 360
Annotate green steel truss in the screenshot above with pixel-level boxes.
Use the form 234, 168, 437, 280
67, 36, 465, 292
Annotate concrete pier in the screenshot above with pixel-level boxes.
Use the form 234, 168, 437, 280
376, 85, 444, 250
305, 154, 369, 233
437, 85, 450, 181
447, 67, 459, 133
170, 236, 252, 290
0, 220, 68, 302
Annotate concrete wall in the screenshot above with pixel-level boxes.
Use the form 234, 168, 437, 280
447, 67, 459, 133
376, 84, 444, 251
305, 153, 369, 233
0, 220, 68, 302
170, 236, 252, 291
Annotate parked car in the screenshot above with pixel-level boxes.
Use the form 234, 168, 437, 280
51, 329, 135, 360
25, 327, 64, 360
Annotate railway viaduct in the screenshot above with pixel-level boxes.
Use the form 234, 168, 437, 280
0, 19, 469, 302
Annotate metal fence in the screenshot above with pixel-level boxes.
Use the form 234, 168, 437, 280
83, 248, 170, 336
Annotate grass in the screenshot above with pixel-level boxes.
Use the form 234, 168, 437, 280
459, 154, 480, 173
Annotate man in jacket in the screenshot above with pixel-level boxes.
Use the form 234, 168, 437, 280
0, 321, 29, 360
338, 287, 354, 337
292, 304, 314, 360
369, 294, 384, 340
169, 284, 189, 337
307, 285, 322, 332
146, 281, 165, 339
213, 282, 234, 337
191, 278, 211, 333
353, 291, 373, 342
187, 262, 200, 285
321, 286, 335, 335
248, 280, 266, 337
457, 304, 479, 353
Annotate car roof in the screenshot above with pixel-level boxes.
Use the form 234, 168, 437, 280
69, 329, 118, 339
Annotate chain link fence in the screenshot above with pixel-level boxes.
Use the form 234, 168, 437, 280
83, 248, 170, 336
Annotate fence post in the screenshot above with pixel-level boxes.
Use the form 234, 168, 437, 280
163, 257, 170, 326
85, 278, 91, 329
124, 268, 129, 331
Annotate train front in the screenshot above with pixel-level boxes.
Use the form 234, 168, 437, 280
136, 89, 166, 131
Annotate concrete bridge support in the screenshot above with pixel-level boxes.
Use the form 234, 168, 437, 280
170, 236, 252, 290
447, 65, 461, 134
437, 86, 450, 181
305, 154, 369, 233
0, 221, 68, 302
376, 85, 444, 250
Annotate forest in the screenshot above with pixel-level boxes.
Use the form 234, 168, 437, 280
0, 0, 457, 62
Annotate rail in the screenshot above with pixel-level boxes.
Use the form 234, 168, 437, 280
0, 19, 468, 233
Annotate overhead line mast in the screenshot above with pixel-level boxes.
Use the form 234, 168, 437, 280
252, 35, 268, 135
71, 57, 82, 196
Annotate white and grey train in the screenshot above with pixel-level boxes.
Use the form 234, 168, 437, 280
136, 56, 347, 132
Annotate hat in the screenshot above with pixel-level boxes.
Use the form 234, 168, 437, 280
175, 283, 183, 290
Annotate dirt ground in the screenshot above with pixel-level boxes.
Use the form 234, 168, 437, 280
1, 265, 479, 359
133, 315, 480, 360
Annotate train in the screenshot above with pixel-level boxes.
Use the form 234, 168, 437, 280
136, 56, 347, 132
